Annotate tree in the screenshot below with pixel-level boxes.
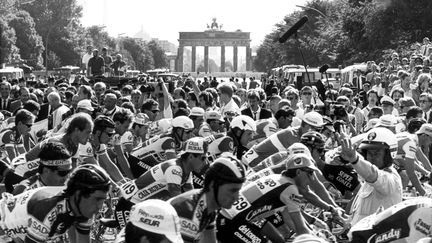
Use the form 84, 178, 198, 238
21, 0, 84, 67
0, 17, 19, 65
121, 38, 154, 71
86, 25, 116, 51
7, 10, 44, 69
147, 40, 168, 68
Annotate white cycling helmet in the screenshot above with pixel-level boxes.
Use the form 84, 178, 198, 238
171, 116, 194, 130
287, 143, 311, 157
359, 127, 397, 158
150, 118, 172, 135
230, 115, 256, 132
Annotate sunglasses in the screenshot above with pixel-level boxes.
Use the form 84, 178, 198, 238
288, 97, 296, 100
105, 131, 116, 137
302, 92, 312, 96
301, 169, 314, 176
184, 130, 193, 134
56, 169, 71, 177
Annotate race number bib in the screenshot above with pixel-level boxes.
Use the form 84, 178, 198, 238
119, 180, 139, 200
227, 195, 252, 216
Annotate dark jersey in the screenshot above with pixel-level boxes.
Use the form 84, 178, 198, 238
169, 189, 216, 242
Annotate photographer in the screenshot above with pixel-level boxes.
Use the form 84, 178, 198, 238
333, 96, 357, 135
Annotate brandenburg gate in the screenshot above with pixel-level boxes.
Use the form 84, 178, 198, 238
176, 18, 252, 72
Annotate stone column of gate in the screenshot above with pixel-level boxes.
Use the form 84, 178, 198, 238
233, 46, 238, 72
204, 46, 209, 73
191, 46, 196, 72
220, 46, 225, 72
177, 45, 184, 72
246, 45, 252, 71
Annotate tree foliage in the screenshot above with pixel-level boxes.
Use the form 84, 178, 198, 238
6, 10, 44, 69
147, 40, 168, 69
254, 0, 432, 72
0, 17, 19, 64
20, 0, 84, 67
121, 38, 154, 71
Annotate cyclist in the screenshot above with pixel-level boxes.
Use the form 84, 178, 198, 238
114, 199, 183, 243
217, 153, 322, 243
0, 164, 111, 243
128, 115, 194, 178
0, 113, 93, 192
243, 111, 325, 167
227, 115, 256, 160
395, 122, 432, 196
169, 155, 246, 242
349, 197, 432, 243
13, 142, 72, 194
246, 106, 295, 148
192, 133, 234, 188
115, 137, 208, 228
0, 109, 35, 162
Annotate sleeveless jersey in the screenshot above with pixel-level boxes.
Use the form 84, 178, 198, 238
243, 127, 301, 167
169, 189, 216, 242
0, 187, 91, 242
128, 134, 176, 178
220, 174, 302, 223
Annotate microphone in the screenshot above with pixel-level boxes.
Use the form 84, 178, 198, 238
278, 16, 309, 43
319, 64, 329, 73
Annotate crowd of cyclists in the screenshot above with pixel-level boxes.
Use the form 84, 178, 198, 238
0, 44, 431, 242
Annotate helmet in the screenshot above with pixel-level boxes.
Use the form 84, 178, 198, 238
171, 116, 194, 130
285, 153, 318, 171
94, 115, 116, 130
230, 115, 256, 132
407, 118, 426, 134
376, 114, 398, 128
204, 155, 246, 185
302, 111, 325, 127
287, 143, 311, 157
150, 118, 172, 135
300, 131, 326, 148
359, 127, 397, 158
66, 164, 111, 193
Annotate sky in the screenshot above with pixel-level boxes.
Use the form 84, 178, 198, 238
78, 0, 310, 47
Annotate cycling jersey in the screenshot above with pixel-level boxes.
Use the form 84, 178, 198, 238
128, 134, 176, 178
0, 127, 25, 162
251, 151, 289, 172
246, 165, 284, 185
13, 174, 46, 195
217, 174, 303, 243
169, 189, 216, 242
395, 132, 417, 171
243, 127, 301, 167
115, 159, 193, 228
349, 197, 432, 243
322, 164, 360, 194
246, 118, 278, 148
0, 187, 91, 243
